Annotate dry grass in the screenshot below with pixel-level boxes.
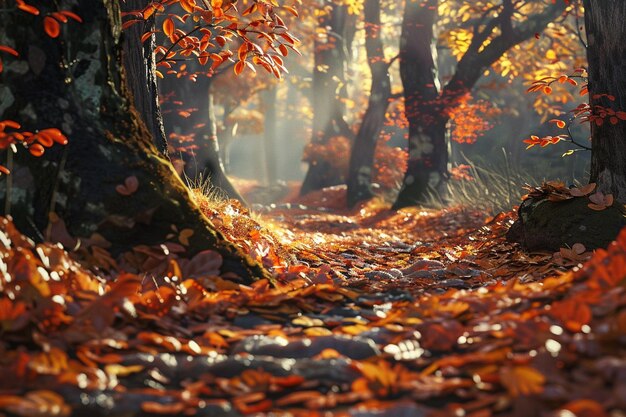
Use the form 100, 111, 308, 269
427, 150, 546, 215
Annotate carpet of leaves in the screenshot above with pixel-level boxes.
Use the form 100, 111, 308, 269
1, 187, 626, 417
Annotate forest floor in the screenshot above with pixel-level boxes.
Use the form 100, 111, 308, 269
1, 185, 625, 417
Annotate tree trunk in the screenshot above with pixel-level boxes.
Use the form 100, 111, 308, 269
161, 75, 245, 204
0, 0, 266, 282
121, 0, 168, 155
262, 85, 278, 186
393, 0, 446, 209
346, 0, 393, 208
300, 2, 354, 195
584, 0, 626, 203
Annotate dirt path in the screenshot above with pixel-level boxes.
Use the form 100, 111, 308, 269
0, 196, 625, 417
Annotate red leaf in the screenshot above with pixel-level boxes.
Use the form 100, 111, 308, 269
43, 16, 61, 38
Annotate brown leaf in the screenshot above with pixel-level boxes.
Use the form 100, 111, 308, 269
499, 366, 545, 397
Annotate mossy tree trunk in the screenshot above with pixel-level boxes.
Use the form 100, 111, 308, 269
346, 0, 393, 208
121, 0, 168, 155
0, 0, 266, 282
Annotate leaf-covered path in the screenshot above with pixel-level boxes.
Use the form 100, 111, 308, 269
1, 188, 625, 417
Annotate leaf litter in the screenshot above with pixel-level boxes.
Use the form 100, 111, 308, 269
0, 190, 625, 417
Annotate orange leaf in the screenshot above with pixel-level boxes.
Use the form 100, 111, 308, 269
163, 17, 175, 37
16, 0, 40, 15
60, 10, 83, 22
29, 143, 45, 157
0, 45, 19, 57
44, 16, 61, 38
500, 366, 545, 397
549, 119, 566, 129
234, 60, 244, 75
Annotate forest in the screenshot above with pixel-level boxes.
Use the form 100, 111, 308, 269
1, 0, 626, 416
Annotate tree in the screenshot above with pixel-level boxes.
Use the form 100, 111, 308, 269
0, 0, 274, 282
300, 1, 356, 196
507, 0, 626, 251
392, 0, 568, 209
121, 0, 168, 155
583, 0, 626, 203
160, 74, 246, 203
346, 0, 394, 208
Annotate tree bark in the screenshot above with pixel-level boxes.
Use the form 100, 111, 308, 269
0, 0, 265, 283
161, 75, 245, 204
393, 0, 446, 209
121, 0, 168, 155
584, 0, 626, 203
346, 0, 393, 208
300, 2, 355, 195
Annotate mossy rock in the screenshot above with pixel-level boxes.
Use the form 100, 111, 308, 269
507, 196, 626, 251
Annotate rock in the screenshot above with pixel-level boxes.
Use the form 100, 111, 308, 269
440, 278, 470, 289
230, 334, 380, 359
400, 259, 445, 275
404, 269, 447, 279
364, 270, 398, 280
507, 196, 626, 251
350, 402, 429, 417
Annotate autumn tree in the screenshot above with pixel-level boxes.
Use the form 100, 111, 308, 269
300, 1, 357, 195
346, 0, 394, 208
508, 0, 626, 250
0, 0, 297, 282
583, 0, 626, 203
392, 0, 568, 209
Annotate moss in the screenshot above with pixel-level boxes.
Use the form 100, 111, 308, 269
507, 196, 626, 251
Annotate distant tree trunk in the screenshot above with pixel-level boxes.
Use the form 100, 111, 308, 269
220, 102, 236, 174
300, 2, 355, 195
262, 85, 278, 186
393, 0, 567, 209
0, 0, 265, 282
161, 76, 245, 203
121, 0, 168, 155
346, 0, 393, 208
584, 0, 626, 203
393, 0, 446, 209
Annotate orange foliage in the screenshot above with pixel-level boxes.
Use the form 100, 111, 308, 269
123, 0, 301, 80
448, 95, 502, 144
0, 121, 68, 174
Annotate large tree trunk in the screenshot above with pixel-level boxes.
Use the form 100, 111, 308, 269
393, 0, 446, 209
584, 0, 626, 203
300, 2, 355, 195
346, 0, 393, 208
121, 0, 168, 155
0, 0, 265, 282
161, 75, 245, 204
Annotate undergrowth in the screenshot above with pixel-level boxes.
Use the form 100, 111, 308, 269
426, 150, 582, 214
